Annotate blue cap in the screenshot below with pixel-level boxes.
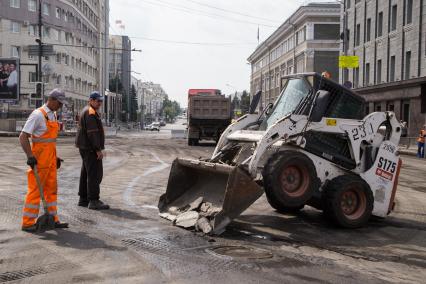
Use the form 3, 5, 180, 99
89, 91, 103, 101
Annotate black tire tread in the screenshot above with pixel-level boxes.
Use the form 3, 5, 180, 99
263, 151, 320, 212
322, 175, 374, 228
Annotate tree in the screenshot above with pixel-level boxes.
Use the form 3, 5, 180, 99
129, 84, 138, 122
240, 90, 250, 114
109, 77, 123, 92
161, 95, 181, 122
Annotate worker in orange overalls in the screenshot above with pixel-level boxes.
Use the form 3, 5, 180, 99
19, 89, 69, 232
417, 125, 426, 158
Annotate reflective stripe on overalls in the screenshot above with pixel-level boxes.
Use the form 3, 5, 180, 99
22, 108, 60, 227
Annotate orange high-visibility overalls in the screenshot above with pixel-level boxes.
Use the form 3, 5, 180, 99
22, 108, 60, 227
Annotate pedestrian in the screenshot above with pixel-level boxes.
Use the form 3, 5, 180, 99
75, 91, 110, 210
19, 89, 69, 232
417, 125, 426, 158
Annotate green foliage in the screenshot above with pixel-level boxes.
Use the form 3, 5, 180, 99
161, 95, 181, 122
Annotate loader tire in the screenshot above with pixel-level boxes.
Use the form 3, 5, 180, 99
263, 151, 319, 211
323, 175, 373, 228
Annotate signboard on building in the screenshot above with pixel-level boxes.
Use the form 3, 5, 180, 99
339, 55, 359, 68
0, 58, 20, 102
28, 45, 55, 56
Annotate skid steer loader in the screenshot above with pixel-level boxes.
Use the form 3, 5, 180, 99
159, 73, 402, 234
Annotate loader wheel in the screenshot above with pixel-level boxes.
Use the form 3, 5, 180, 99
323, 175, 373, 228
263, 151, 319, 212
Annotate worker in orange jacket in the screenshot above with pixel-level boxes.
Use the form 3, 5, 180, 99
19, 89, 69, 232
417, 125, 426, 158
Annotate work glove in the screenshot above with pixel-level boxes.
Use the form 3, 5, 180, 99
27, 157, 37, 169
57, 157, 64, 169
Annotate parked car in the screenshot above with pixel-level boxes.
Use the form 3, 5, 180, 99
146, 122, 160, 131
160, 121, 166, 126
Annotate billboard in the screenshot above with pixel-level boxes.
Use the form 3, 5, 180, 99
0, 58, 20, 102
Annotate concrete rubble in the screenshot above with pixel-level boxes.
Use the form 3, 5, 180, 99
159, 196, 221, 234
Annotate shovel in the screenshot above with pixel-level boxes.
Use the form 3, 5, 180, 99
33, 166, 56, 232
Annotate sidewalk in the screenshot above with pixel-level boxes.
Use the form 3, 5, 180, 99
0, 126, 118, 138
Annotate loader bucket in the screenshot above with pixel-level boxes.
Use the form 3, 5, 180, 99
158, 158, 264, 234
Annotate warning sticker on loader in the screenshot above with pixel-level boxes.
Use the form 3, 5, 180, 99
375, 157, 396, 181
326, 119, 337, 126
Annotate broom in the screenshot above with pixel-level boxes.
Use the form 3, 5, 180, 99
33, 166, 56, 232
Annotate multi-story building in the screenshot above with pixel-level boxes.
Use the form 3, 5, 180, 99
247, 2, 341, 109
108, 34, 131, 120
140, 81, 166, 123
0, 0, 109, 121
341, 0, 426, 136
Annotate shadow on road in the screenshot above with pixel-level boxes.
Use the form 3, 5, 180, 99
39, 229, 127, 251
226, 210, 426, 250
98, 207, 152, 221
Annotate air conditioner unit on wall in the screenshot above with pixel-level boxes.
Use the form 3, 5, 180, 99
23, 21, 30, 26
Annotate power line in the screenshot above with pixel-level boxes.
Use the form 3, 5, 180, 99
182, 0, 282, 23
128, 0, 279, 28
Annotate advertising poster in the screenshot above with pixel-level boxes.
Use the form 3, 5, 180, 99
0, 58, 20, 102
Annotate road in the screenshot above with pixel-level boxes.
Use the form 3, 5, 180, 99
0, 121, 425, 283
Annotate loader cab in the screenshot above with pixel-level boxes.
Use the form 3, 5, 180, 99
260, 73, 366, 130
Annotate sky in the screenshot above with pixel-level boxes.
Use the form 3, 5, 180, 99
109, 0, 336, 107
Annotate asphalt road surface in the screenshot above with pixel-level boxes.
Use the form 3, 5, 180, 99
0, 122, 425, 283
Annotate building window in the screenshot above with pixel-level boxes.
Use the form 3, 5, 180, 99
11, 46, 20, 57
28, 25, 37, 36
391, 5, 397, 31
42, 3, 50, 15
354, 67, 359, 88
28, 0, 36, 11
406, 0, 413, 25
377, 59, 382, 83
56, 53, 61, 63
355, 24, 360, 46
366, 18, 371, 42
346, 0, 351, 9
377, 12, 383, 37
43, 26, 50, 37
56, 75, 61, 85
365, 63, 370, 85
10, 21, 21, 33
56, 7, 61, 19
313, 24, 340, 40
28, 54, 35, 60
29, 72, 37, 82
390, 56, 396, 82
10, 0, 20, 8
405, 51, 411, 80
44, 55, 49, 61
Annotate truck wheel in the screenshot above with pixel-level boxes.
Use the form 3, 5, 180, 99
323, 175, 373, 228
187, 139, 193, 146
263, 151, 319, 211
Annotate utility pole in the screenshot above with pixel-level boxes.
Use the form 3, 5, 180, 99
37, 0, 43, 83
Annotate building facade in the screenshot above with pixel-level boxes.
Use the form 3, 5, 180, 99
341, 0, 426, 136
0, 0, 109, 122
108, 34, 131, 120
140, 81, 166, 123
247, 2, 341, 109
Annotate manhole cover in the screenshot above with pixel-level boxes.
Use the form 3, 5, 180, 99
207, 245, 273, 260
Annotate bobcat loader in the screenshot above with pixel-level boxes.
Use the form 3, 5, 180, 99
159, 73, 402, 234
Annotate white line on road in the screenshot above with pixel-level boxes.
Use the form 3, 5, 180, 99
123, 150, 169, 207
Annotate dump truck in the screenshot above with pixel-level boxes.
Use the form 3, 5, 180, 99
187, 89, 231, 146
159, 73, 402, 234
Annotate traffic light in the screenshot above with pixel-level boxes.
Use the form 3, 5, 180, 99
35, 82, 43, 97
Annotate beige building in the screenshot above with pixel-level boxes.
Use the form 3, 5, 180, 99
341, 0, 426, 136
0, 0, 109, 122
247, 2, 341, 109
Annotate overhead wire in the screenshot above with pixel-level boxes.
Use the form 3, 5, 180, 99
182, 0, 282, 23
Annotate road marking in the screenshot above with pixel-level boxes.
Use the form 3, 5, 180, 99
123, 151, 169, 207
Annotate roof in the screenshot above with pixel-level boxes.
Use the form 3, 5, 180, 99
247, 2, 341, 63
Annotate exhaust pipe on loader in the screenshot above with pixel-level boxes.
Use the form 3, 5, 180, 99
158, 158, 264, 235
